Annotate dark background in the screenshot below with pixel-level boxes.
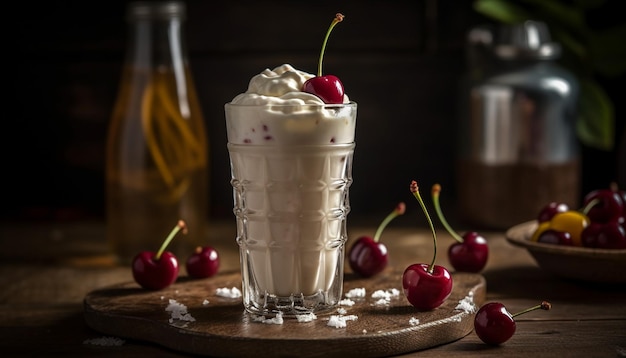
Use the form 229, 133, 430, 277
4, 0, 625, 227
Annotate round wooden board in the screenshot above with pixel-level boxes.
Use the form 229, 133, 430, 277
84, 270, 486, 357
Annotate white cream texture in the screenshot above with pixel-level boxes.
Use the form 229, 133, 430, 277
227, 64, 356, 301
226, 64, 355, 145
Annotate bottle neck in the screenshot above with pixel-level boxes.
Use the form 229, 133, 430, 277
126, 17, 188, 71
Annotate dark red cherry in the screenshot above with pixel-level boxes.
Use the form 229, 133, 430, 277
403, 181, 453, 311
537, 229, 573, 246
474, 301, 551, 345
302, 75, 344, 104
131, 220, 186, 290
581, 221, 626, 249
474, 302, 516, 345
348, 202, 405, 277
348, 236, 388, 277
402, 263, 453, 311
132, 251, 179, 290
447, 231, 489, 272
537, 202, 569, 223
431, 184, 488, 273
186, 246, 220, 278
583, 188, 624, 224
302, 13, 346, 104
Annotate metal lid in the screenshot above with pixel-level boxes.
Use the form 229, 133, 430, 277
126, 1, 186, 21
492, 21, 561, 60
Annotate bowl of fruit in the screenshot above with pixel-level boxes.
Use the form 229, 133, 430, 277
506, 184, 626, 284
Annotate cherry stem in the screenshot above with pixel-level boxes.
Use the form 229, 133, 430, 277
155, 220, 187, 260
511, 301, 552, 318
410, 180, 438, 273
581, 198, 601, 215
373, 202, 406, 243
317, 13, 344, 77
431, 184, 464, 244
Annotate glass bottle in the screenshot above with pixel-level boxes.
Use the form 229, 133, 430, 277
106, 1, 209, 263
457, 21, 580, 229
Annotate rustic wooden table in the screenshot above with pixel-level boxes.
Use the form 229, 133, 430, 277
1, 220, 624, 357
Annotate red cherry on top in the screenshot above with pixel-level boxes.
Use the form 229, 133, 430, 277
302, 75, 345, 104
474, 301, 552, 345
302, 13, 346, 104
348, 202, 405, 277
402, 181, 453, 311
132, 220, 187, 290
431, 184, 488, 273
186, 246, 220, 278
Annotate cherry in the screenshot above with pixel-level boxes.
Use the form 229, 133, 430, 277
348, 202, 406, 277
537, 202, 569, 223
431, 184, 488, 272
582, 186, 624, 224
302, 13, 345, 104
537, 229, 573, 246
186, 246, 220, 279
474, 301, 552, 345
131, 220, 186, 290
581, 221, 626, 249
402, 180, 453, 311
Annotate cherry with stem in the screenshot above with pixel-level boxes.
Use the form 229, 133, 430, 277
132, 220, 187, 290
431, 184, 488, 272
302, 13, 345, 104
348, 202, 406, 277
475, 301, 552, 345
402, 180, 453, 311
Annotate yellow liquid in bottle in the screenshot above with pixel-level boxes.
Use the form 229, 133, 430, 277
106, 66, 209, 263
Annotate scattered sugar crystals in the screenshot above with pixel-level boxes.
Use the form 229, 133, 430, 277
327, 314, 358, 328
345, 287, 366, 298
454, 292, 476, 313
202, 299, 210, 306
338, 298, 355, 306
336, 307, 347, 315
371, 288, 400, 306
251, 312, 284, 325
166, 299, 196, 324
409, 317, 420, 326
295, 312, 317, 323
83, 336, 125, 346
216, 286, 242, 298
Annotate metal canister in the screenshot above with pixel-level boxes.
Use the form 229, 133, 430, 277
457, 21, 580, 229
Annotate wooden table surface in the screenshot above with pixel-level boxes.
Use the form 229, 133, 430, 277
1, 220, 625, 357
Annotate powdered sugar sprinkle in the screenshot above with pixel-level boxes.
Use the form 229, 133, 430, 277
252, 312, 284, 325
454, 292, 476, 313
166, 299, 196, 324
327, 314, 358, 328
345, 287, 366, 298
216, 287, 242, 298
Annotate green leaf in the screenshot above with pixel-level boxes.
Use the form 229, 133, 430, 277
576, 79, 614, 150
473, 0, 531, 23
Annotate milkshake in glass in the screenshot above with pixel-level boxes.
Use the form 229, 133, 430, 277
225, 64, 357, 316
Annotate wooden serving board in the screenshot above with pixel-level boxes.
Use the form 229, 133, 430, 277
84, 270, 485, 357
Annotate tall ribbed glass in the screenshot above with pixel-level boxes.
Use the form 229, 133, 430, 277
225, 103, 356, 316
